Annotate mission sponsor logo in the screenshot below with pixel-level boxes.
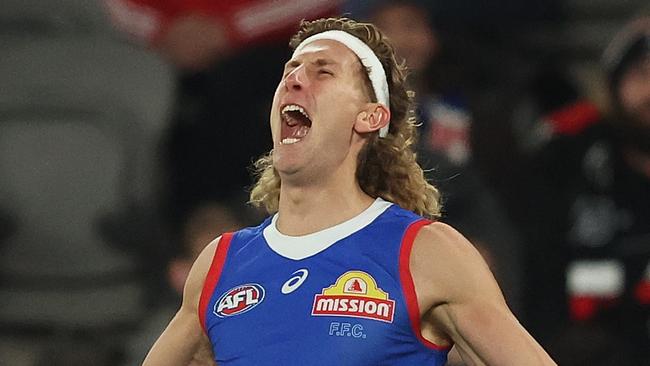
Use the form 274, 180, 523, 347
214, 283, 265, 318
311, 271, 395, 323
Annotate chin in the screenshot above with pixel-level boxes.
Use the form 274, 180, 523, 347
272, 155, 302, 176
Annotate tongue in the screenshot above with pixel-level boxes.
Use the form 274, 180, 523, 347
293, 125, 310, 138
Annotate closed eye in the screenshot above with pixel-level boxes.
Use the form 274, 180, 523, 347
318, 69, 334, 76
283, 67, 296, 78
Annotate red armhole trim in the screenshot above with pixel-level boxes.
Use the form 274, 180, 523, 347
399, 219, 453, 352
198, 232, 234, 334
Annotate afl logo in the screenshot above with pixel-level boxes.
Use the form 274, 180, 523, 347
214, 284, 265, 318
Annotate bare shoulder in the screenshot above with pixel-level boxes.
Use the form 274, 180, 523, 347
412, 221, 479, 258
182, 236, 222, 311
409, 222, 557, 365
409, 222, 502, 306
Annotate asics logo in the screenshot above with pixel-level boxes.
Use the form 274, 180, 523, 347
282, 269, 309, 294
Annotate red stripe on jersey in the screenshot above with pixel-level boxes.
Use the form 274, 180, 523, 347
399, 219, 453, 351
199, 232, 234, 334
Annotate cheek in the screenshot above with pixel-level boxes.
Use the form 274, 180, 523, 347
269, 88, 283, 134
323, 99, 359, 131
320, 113, 358, 152
271, 84, 283, 113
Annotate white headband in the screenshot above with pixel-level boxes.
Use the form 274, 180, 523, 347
293, 30, 390, 137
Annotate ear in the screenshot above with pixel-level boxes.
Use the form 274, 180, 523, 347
353, 103, 391, 134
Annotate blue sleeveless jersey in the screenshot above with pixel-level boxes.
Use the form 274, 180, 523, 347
199, 200, 450, 365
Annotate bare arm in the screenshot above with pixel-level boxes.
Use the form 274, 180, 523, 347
411, 223, 556, 366
142, 238, 220, 366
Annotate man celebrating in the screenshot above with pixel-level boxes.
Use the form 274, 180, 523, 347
143, 17, 556, 365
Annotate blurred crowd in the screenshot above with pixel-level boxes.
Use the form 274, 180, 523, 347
0, 0, 648, 365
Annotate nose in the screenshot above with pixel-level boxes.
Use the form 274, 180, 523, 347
284, 65, 308, 91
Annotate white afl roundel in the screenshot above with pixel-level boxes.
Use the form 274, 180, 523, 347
214, 284, 265, 318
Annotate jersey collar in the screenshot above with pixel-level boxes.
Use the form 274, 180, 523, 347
263, 198, 392, 260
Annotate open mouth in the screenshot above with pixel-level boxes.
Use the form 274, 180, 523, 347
280, 104, 312, 145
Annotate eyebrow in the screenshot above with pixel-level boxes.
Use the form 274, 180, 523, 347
283, 58, 340, 71
313, 58, 338, 67
284, 60, 301, 70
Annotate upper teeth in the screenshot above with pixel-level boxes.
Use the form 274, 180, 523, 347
282, 104, 310, 120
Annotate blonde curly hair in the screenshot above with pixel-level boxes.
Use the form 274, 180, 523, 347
249, 17, 441, 218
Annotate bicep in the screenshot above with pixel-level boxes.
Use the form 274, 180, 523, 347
432, 298, 536, 365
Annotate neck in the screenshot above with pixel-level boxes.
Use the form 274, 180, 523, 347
275, 166, 374, 236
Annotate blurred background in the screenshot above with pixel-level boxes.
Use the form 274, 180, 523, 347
0, 0, 648, 365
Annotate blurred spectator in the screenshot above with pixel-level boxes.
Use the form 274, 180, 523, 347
120, 200, 252, 366
104, 0, 343, 241
366, 0, 524, 315
511, 62, 601, 156
368, 0, 474, 166
104, 0, 341, 70
523, 16, 650, 365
